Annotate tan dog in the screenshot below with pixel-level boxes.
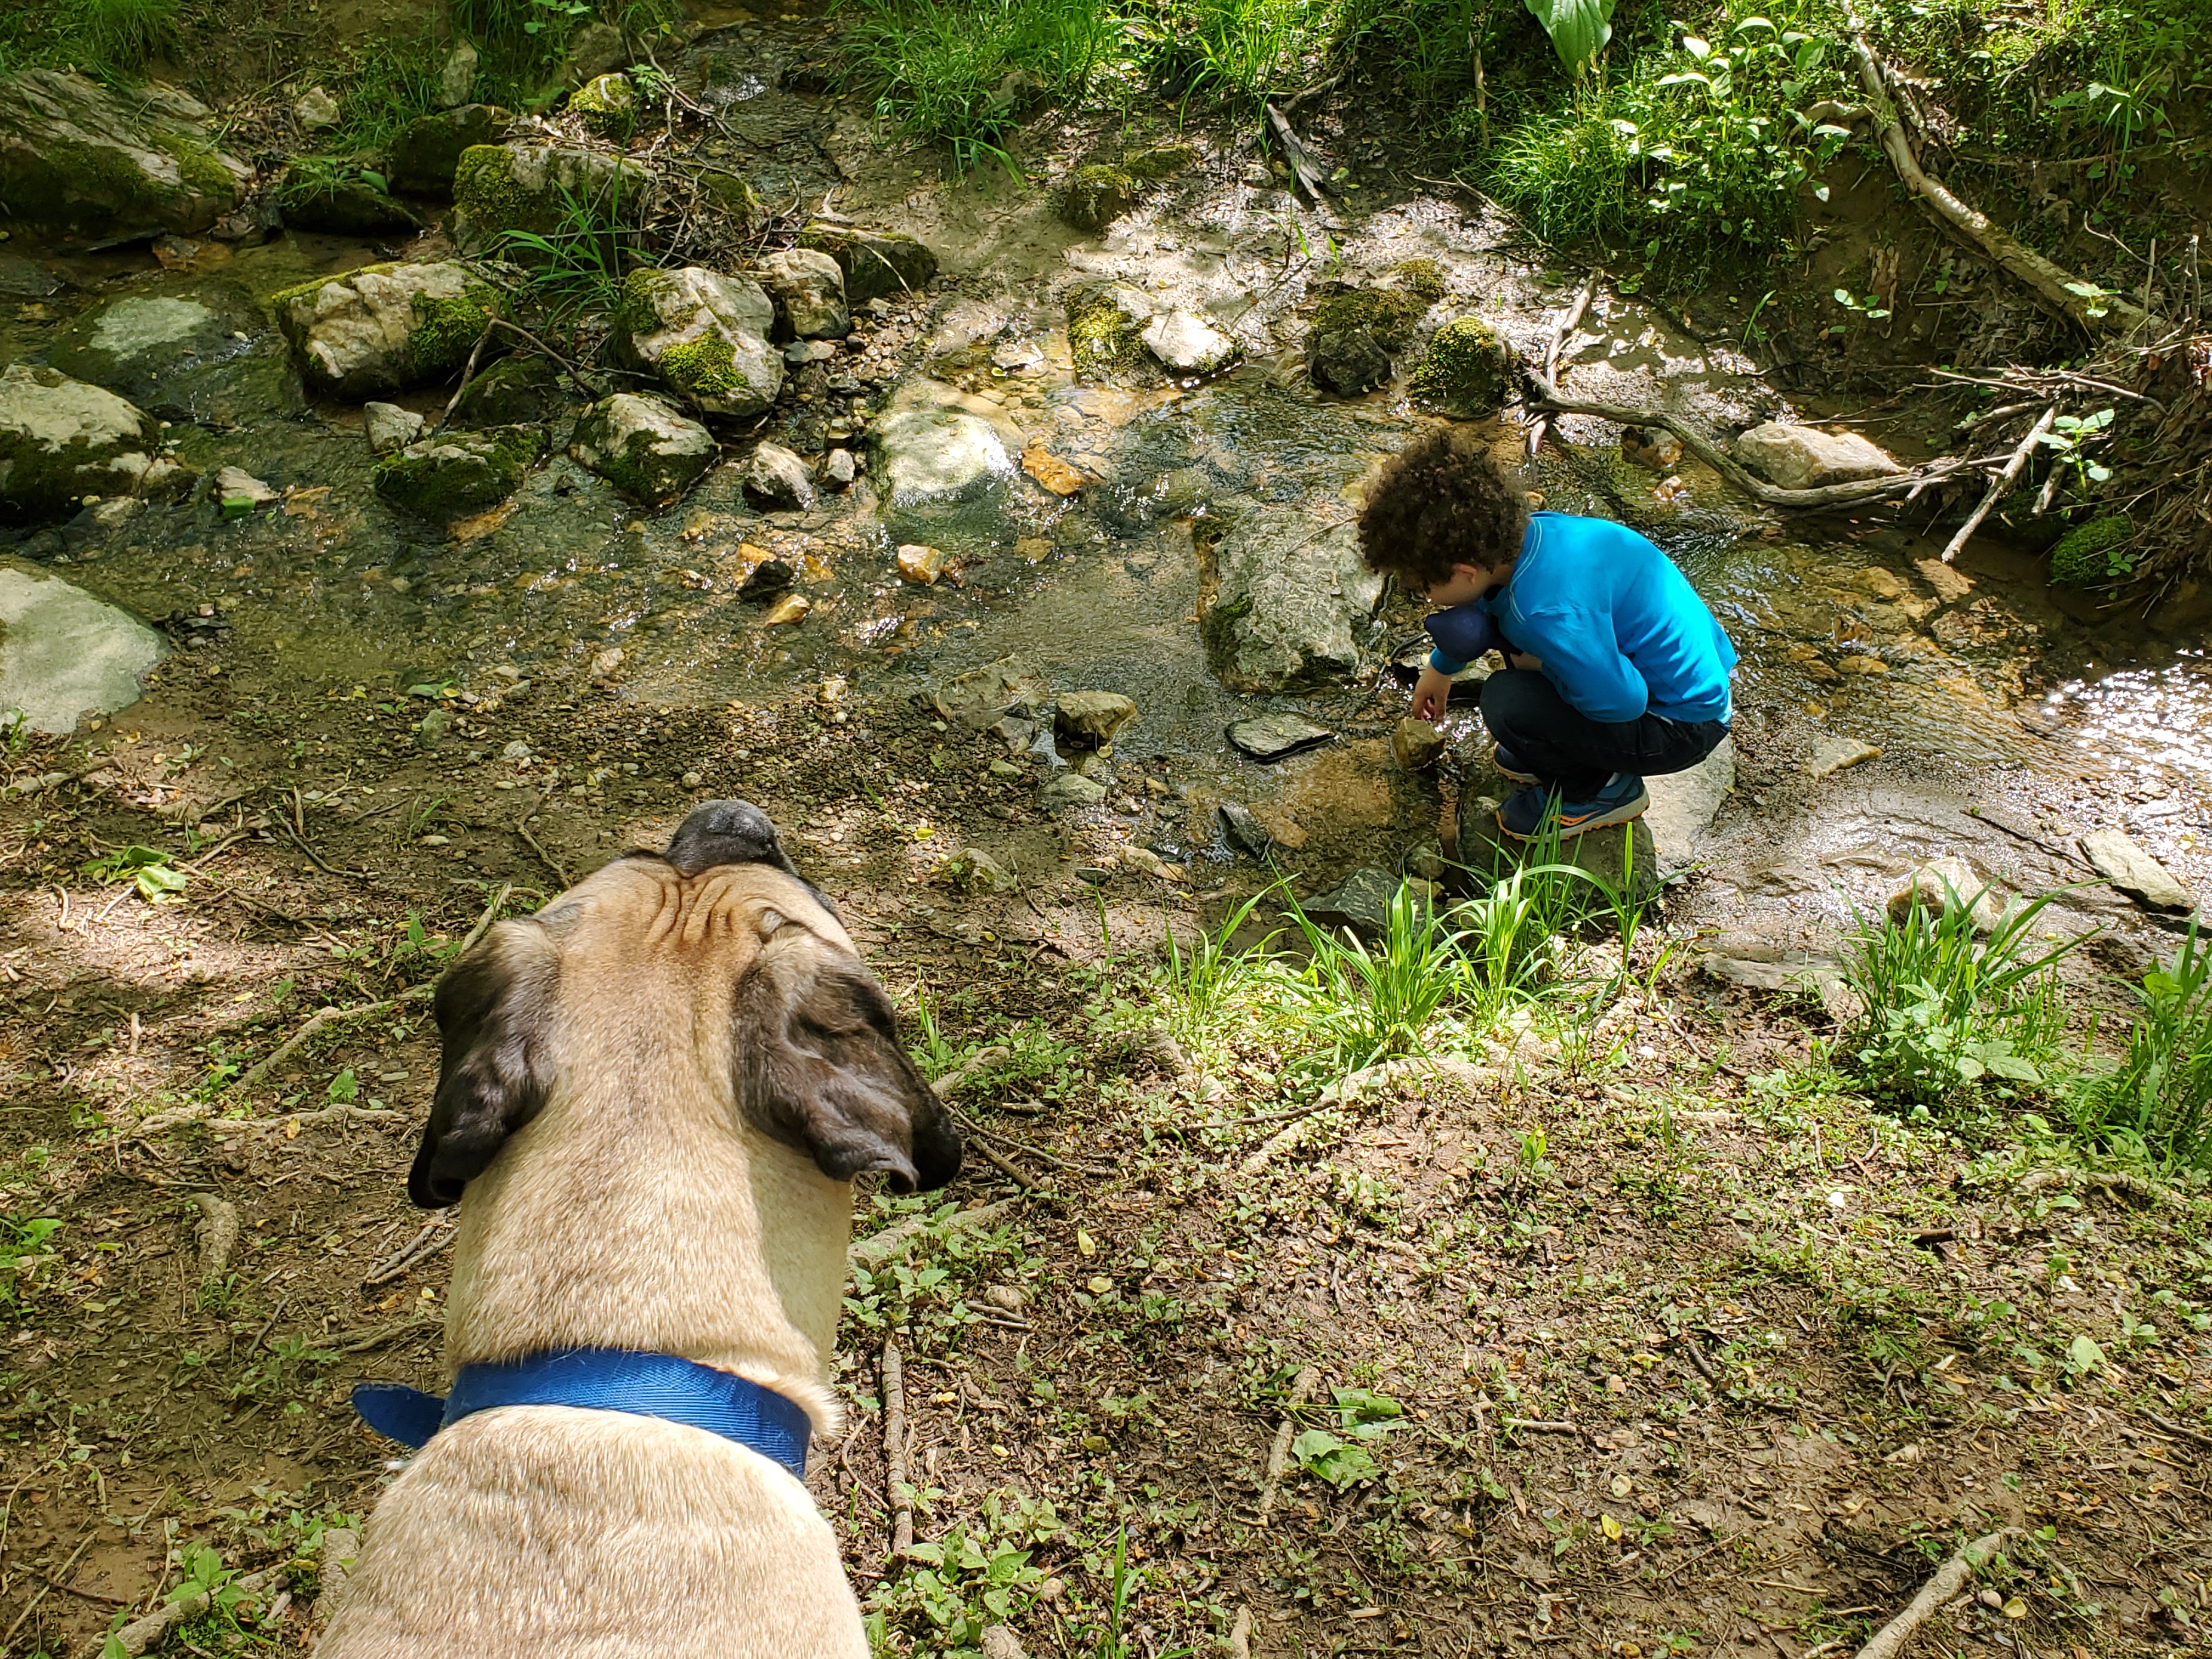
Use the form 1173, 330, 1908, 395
319, 801, 960, 1659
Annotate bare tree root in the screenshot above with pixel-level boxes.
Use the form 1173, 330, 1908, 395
1255, 1365, 1322, 1523
1844, 19, 2147, 338
1523, 368, 1985, 509
1854, 1529, 2013, 1659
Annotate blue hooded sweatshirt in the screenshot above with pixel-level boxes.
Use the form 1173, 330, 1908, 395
1426, 512, 1737, 725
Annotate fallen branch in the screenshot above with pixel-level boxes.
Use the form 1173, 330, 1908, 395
1504, 1418, 1581, 1434
364, 1218, 455, 1286
1846, 21, 2147, 337
1524, 366, 1983, 509
457, 882, 512, 957
230, 988, 431, 1096
190, 1192, 239, 1285
1263, 103, 1339, 222
1940, 406, 2055, 562
1255, 1364, 1321, 1523
109, 1565, 283, 1656
325, 1312, 441, 1356
1853, 1529, 2013, 1659
1527, 272, 1598, 458
850, 1199, 1018, 1274
882, 1339, 915, 1561
516, 819, 571, 889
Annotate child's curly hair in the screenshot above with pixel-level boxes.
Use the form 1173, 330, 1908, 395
1355, 425, 1530, 590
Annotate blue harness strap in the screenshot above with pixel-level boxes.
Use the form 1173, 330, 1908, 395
351, 1348, 812, 1482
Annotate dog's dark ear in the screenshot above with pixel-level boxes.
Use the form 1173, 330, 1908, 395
735, 935, 961, 1194
409, 923, 561, 1209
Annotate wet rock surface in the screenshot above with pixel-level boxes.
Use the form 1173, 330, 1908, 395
613, 266, 782, 418
0, 70, 251, 244
271, 261, 505, 401
0, 559, 162, 732
0, 365, 177, 522
1200, 509, 1381, 692
568, 393, 717, 505
45, 281, 300, 426
1735, 422, 1904, 490
1226, 712, 1333, 761
372, 426, 546, 521
387, 105, 512, 196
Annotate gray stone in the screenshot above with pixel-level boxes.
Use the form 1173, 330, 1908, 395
374, 426, 546, 521
1735, 422, 1903, 491
1141, 309, 1237, 375
612, 266, 782, 419
567, 72, 637, 135
785, 339, 836, 365
214, 466, 275, 519
452, 142, 650, 256
1696, 936, 1857, 1024
309, 1528, 362, 1626
1302, 866, 1428, 941
0, 365, 178, 523
1025, 724, 1066, 777
940, 847, 1014, 894
414, 706, 451, 749
0, 70, 252, 244
1054, 690, 1137, 747
741, 441, 816, 510
873, 407, 1013, 501
821, 448, 856, 489
568, 393, 717, 505
281, 175, 419, 237
1040, 772, 1108, 812
1200, 509, 1383, 692
1805, 734, 1881, 778
0, 560, 162, 733
1453, 793, 1664, 907
45, 280, 300, 426
0, 253, 59, 298
560, 22, 628, 89
990, 715, 1035, 756
1392, 718, 1445, 772
272, 261, 505, 402
1620, 425, 1683, 471
736, 558, 793, 600
293, 87, 340, 131
794, 221, 938, 304
2079, 829, 2197, 915
759, 247, 849, 340
1226, 711, 1331, 760
386, 105, 511, 196
438, 43, 479, 109
1219, 801, 1273, 857
449, 353, 566, 429
364, 402, 424, 455
1643, 736, 1734, 850
1888, 856, 2007, 932
932, 656, 1048, 729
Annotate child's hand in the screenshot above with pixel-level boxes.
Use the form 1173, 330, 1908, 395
1411, 665, 1455, 721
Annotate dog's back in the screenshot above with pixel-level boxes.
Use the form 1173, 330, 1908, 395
319, 806, 957, 1657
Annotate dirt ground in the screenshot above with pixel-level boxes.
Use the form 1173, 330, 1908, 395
3, 653, 2210, 1659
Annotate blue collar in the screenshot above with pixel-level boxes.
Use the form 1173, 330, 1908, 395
352, 1348, 812, 1482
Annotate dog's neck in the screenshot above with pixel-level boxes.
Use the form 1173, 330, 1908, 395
439, 1064, 850, 1436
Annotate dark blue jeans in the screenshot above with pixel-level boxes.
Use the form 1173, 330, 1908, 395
1479, 669, 1729, 800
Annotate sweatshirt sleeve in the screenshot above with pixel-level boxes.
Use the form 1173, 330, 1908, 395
1517, 608, 1651, 723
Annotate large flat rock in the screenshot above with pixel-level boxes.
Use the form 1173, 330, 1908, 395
0, 561, 162, 733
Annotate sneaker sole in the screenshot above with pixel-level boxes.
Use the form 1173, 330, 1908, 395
1496, 788, 1651, 842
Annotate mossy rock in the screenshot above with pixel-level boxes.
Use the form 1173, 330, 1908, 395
385, 104, 512, 197
569, 392, 718, 505
1123, 142, 1197, 182
450, 353, 568, 428
1391, 258, 1447, 302
2048, 515, 2135, 588
0, 70, 252, 244
568, 73, 639, 137
612, 266, 781, 417
1063, 164, 1138, 233
280, 171, 419, 236
794, 221, 938, 304
1306, 285, 1429, 396
1409, 316, 1513, 417
269, 261, 507, 399
1067, 284, 1154, 381
697, 168, 760, 225
372, 425, 546, 521
450, 142, 648, 256
46, 280, 303, 425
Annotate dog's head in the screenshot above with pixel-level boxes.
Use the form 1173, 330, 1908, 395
409, 799, 962, 1209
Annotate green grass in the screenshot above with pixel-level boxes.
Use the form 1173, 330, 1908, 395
0, 0, 183, 77
1135, 0, 1327, 112
2073, 923, 2212, 1171
838, 0, 1125, 169
1836, 881, 2086, 1114
498, 179, 635, 322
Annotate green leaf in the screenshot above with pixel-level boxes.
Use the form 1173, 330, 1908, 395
360, 170, 388, 193
1681, 33, 1711, 56
2067, 1333, 2105, 1374
1525, 0, 1617, 71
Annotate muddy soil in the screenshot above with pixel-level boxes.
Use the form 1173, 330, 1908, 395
4, 6, 2212, 1656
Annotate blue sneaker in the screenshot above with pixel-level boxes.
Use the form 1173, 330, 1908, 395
1492, 747, 1539, 785
1497, 773, 1649, 841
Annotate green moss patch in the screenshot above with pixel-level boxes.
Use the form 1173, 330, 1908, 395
656, 335, 749, 400
1063, 164, 1137, 233
1311, 286, 1426, 354
1067, 290, 1150, 381
568, 73, 638, 137
372, 425, 545, 521
407, 283, 504, 379
1391, 258, 1447, 302
1409, 316, 1510, 417
2048, 514, 2135, 588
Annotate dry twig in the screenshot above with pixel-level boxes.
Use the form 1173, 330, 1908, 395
1940, 407, 2055, 562
1853, 1529, 2013, 1659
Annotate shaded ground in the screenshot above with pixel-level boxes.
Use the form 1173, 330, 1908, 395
3, 661, 2210, 1659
